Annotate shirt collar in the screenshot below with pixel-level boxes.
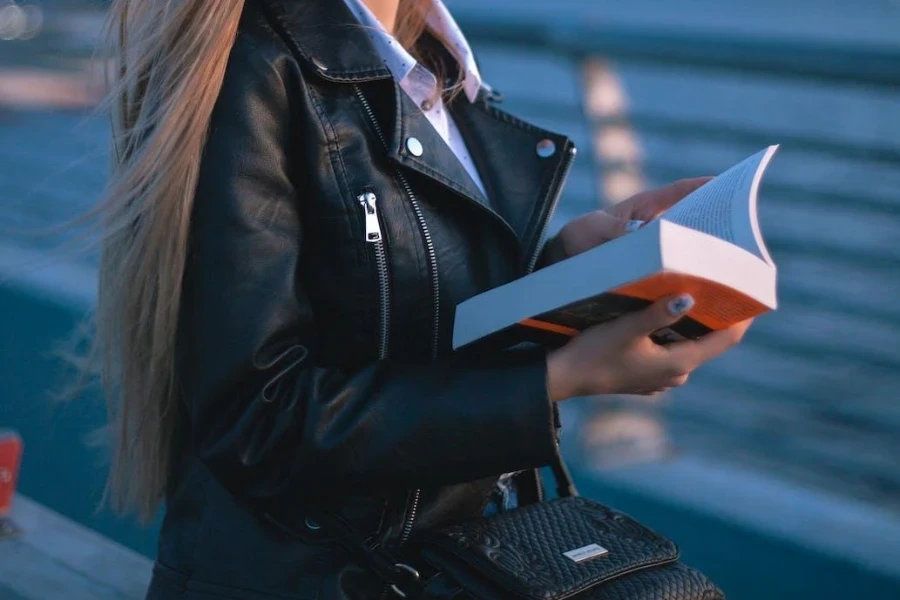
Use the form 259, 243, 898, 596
341, 0, 483, 103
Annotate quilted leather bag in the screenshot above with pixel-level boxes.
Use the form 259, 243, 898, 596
311, 452, 725, 600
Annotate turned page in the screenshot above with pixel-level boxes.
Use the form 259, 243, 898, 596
662, 145, 778, 264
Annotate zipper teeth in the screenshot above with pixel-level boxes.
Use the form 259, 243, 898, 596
397, 488, 421, 546
358, 191, 391, 360
354, 86, 389, 152
373, 241, 390, 359
355, 85, 434, 550
402, 179, 440, 360
351, 85, 438, 357
525, 146, 578, 274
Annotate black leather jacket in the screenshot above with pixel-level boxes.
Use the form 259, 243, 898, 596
147, 1, 576, 598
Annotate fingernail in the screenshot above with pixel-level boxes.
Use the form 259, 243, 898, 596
667, 294, 695, 316
625, 220, 645, 233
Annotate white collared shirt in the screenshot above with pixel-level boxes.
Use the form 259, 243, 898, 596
342, 0, 488, 197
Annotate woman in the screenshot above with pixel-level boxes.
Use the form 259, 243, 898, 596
91, 0, 749, 598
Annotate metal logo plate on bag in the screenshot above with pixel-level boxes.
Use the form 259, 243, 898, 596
563, 543, 609, 562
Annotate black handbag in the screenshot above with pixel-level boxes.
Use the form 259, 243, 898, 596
310, 452, 725, 600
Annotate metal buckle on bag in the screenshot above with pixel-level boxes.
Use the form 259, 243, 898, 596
390, 563, 421, 598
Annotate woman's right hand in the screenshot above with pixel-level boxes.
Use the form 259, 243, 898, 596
546, 294, 752, 401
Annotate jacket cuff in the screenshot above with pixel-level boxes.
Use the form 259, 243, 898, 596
476, 346, 559, 473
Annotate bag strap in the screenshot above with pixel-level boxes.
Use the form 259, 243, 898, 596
549, 403, 579, 498
293, 448, 578, 598
549, 444, 579, 499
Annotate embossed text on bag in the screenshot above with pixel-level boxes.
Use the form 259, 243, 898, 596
562, 543, 609, 563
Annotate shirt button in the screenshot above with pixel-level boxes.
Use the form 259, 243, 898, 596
406, 137, 424, 157
420, 99, 434, 111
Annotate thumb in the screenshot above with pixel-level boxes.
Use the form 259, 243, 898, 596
622, 294, 695, 335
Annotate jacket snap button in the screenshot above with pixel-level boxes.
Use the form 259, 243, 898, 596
406, 137, 424, 157
311, 57, 328, 72
304, 517, 321, 530
536, 139, 556, 158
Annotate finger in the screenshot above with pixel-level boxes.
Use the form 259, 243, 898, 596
625, 219, 645, 233
619, 294, 695, 337
665, 177, 715, 202
669, 319, 753, 366
620, 177, 714, 221
629, 389, 664, 397
562, 210, 631, 256
649, 178, 714, 218
590, 209, 630, 242
668, 373, 690, 387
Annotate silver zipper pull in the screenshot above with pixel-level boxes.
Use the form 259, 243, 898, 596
357, 192, 382, 243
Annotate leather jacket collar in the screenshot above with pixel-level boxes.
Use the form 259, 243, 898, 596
261, 0, 394, 82
261, 0, 577, 271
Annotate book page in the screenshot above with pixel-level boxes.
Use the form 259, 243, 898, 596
662, 146, 777, 263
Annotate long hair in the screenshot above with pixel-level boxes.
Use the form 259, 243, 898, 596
90, 0, 246, 521
396, 0, 465, 100
89, 0, 448, 522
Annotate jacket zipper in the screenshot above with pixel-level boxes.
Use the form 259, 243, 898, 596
354, 85, 437, 553
525, 145, 578, 274
358, 192, 391, 359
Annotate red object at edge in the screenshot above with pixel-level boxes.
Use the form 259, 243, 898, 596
0, 431, 23, 516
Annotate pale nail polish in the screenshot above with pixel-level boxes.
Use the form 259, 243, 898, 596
667, 294, 695, 316
625, 219, 645, 233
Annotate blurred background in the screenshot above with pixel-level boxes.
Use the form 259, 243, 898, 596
1, 0, 899, 598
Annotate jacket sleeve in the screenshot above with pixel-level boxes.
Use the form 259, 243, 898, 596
533, 233, 569, 270
176, 40, 559, 513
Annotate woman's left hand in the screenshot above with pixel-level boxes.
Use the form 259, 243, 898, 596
543, 177, 712, 265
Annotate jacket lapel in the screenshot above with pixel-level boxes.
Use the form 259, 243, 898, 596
452, 98, 576, 268
264, 0, 576, 265
264, 0, 506, 223
386, 83, 512, 230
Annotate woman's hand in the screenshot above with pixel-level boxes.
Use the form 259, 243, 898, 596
546, 294, 751, 401
544, 178, 713, 264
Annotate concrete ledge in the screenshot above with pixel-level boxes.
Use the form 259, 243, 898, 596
583, 454, 900, 579
0, 495, 151, 600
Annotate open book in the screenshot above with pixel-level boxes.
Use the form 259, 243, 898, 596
453, 145, 779, 350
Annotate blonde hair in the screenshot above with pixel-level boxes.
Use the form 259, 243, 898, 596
88, 0, 246, 521
88, 0, 450, 521
397, 0, 465, 101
